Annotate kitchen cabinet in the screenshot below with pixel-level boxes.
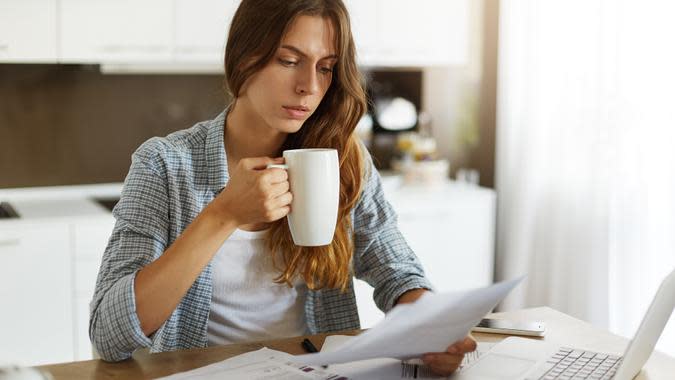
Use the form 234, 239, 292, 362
388, 183, 495, 290
0, 216, 114, 365
173, 0, 240, 63
2, 0, 468, 67
0, 179, 493, 362
343, 0, 379, 65
376, 0, 469, 66
0, 192, 117, 366
59, 0, 173, 63
0, 0, 58, 63
173, 0, 467, 67
0, 222, 73, 366
72, 218, 115, 361
354, 179, 495, 328
345, 0, 469, 67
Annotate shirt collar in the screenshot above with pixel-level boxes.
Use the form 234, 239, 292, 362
205, 107, 230, 195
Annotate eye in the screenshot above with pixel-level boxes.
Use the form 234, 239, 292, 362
319, 66, 334, 74
279, 58, 298, 67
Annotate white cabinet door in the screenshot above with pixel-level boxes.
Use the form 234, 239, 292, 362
0, 0, 57, 62
354, 181, 495, 328
375, 0, 468, 66
395, 203, 494, 292
72, 216, 114, 360
59, 0, 173, 63
387, 185, 495, 292
174, 0, 240, 64
0, 222, 73, 366
342, 0, 378, 66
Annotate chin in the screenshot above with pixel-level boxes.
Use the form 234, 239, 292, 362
275, 119, 306, 134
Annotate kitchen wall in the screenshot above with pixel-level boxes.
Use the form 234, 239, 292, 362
0, 64, 226, 188
423, 0, 498, 187
0, 66, 425, 188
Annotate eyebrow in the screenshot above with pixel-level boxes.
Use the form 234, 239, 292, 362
280, 45, 338, 61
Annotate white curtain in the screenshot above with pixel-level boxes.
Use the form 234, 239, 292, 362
495, 0, 675, 355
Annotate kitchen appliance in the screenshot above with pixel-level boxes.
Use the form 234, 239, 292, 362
363, 70, 422, 169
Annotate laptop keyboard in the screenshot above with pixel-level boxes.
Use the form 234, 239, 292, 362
532, 347, 622, 380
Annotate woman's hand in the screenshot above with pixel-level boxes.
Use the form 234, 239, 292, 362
395, 289, 477, 375
212, 156, 292, 226
422, 336, 477, 376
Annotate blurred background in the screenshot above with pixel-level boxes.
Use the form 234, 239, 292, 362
1, 0, 674, 367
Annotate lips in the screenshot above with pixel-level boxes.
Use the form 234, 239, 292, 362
282, 105, 310, 119
284, 105, 309, 112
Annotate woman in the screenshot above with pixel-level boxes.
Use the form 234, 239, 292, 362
90, 0, 475, 375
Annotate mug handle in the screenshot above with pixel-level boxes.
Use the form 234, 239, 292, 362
266, 164, 289, 170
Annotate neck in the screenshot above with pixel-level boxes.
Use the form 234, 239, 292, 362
224, 99, 287, 163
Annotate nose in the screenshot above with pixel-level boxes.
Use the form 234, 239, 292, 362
295, 66, 321, 95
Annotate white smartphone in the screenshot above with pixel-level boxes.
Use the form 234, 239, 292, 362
471, 318, 546, 337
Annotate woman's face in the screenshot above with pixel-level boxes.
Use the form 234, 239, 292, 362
238, 15, 337, 134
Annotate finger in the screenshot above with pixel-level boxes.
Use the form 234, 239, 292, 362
240, 157, 278, 170
264, 167, 289, 184
264, 206, 291, 222
463, 336, 477, 352
422, 354, 463, 376
268, 181, 290, 198
423, 353, 464, 366
446, 342, 462, 354
271, 191, 293, 208
428, 362, 461, 377
447, 337, 477, 354
262, 192, 292, 214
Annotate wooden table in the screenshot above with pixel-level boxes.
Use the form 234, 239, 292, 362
37, 307, 675, 379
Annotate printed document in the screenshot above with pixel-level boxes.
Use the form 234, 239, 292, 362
295, 277, 522, 366
158, 347, 349, 380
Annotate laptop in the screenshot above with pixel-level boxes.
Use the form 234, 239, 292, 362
455, 268, 675, 380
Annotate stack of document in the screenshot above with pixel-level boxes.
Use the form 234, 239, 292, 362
159, 277, 522, 380
158, 347, 349, 380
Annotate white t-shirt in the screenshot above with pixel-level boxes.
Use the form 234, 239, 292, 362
207, 228, 308, 346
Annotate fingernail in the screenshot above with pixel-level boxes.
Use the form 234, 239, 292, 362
447, 347, 459, 354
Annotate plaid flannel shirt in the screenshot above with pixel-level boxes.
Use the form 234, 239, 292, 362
89, 110, 432, 362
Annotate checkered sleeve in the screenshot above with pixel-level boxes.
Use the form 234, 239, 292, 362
89, 139, 171, 362
352, 152, 434, 313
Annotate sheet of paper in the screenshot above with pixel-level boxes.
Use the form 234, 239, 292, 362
319, 335, 496, 380
295, 277, 523, 366
158, 347, 350, 380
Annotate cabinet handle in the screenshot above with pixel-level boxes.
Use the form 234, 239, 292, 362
0, 238, 20, 247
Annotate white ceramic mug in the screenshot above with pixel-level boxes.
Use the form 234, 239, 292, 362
267, 149, 339, 246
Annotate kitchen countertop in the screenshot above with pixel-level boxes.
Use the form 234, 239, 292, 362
0, 183, 123, 202
0, 183, 122, 221
8, 199, 110, 219
0, 176, 493, 221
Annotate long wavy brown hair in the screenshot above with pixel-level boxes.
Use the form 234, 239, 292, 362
224, 0, 367, 290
